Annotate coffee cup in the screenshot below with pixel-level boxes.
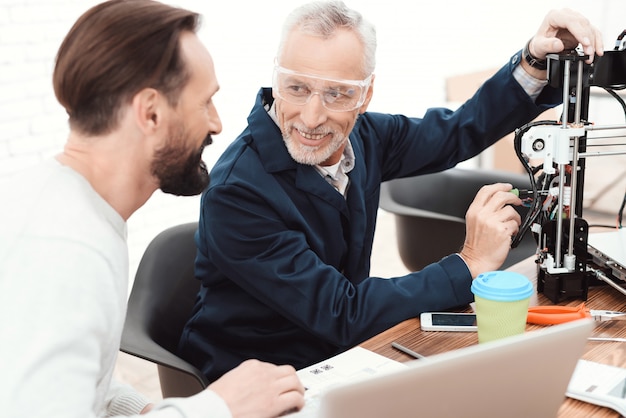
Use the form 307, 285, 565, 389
470, 271, 534, 343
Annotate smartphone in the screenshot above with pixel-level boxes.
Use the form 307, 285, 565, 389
420, 312, 477, 332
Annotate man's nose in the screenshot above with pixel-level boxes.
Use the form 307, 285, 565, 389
300, 92, 327, 128
207, 102, 222, 135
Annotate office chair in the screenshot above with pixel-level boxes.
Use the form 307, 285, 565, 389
379, 168, 538, 272
120, 222, 209, 398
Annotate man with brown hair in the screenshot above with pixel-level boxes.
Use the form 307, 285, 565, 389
0, 1, 304, 417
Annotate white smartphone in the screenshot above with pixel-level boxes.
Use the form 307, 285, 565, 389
420, 312, 477, 332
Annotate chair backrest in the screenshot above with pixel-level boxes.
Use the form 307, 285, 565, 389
121, 222, 209, 397
379, 168, 537, 271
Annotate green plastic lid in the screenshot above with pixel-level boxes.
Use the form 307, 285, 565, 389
471, 271, 534, 302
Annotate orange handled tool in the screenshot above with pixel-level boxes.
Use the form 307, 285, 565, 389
527, 302, 626, 325
527, 303, 590, 325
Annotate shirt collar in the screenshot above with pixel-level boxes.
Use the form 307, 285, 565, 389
267, 102, 356, 175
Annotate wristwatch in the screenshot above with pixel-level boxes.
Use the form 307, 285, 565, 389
523, 39, 548, 70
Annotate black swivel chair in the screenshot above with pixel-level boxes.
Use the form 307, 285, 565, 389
120, 222, 209, 398
379, 167, 538, 272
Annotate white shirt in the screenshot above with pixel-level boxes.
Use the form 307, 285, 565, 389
0, 159, 231, 418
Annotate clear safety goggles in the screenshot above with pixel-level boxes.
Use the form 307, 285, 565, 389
272, 65, 373, 112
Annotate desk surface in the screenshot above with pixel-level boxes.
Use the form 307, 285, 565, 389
360, 258, 626, 418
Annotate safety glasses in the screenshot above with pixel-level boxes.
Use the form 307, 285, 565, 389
272, 65, 372, 112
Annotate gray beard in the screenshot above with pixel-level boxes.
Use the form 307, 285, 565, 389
282, 134, 344, 166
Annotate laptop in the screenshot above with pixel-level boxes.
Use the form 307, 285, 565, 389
588, 229, 626, 282
291, 319, 594, 418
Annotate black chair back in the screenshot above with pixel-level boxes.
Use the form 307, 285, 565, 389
380, 168, 537, 271
121, 222, 209, 398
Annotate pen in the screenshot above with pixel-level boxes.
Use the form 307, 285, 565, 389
391, 341, 426, 360
588, 337, 626, 342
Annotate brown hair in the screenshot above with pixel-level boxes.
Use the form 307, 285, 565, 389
53, 0, 200, 135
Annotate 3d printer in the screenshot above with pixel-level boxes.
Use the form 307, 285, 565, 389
511, 31, 626, 304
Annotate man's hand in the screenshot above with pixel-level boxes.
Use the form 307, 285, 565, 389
208, 359, 305, 418
529, 8, 604, 64
460, 183, 522, 278
140, 403, 154, 414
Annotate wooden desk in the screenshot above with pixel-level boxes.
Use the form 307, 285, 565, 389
360, 258, 626, 417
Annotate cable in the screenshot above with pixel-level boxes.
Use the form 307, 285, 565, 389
602, 88, 626, 122
587, 224, 617, 230
589, 266, 626, 296
510, 120, 560, 248
617, 192, 626, 229
614, 29, 626, 51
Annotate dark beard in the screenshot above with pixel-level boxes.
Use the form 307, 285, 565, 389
152, 133, 212, 196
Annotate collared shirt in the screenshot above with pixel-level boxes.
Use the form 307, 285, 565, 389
265, 59, 546, 197
180, 63, 564, 381
314, 140, 355, 197
513, 64, 548, 102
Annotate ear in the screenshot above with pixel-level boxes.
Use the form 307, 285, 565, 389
358, 74, 375, 114
131, 88, 166, 134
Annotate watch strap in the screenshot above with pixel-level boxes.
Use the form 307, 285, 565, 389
523, 39, 548, 70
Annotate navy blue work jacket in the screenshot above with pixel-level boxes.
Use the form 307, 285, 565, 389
178, 51, 561, 382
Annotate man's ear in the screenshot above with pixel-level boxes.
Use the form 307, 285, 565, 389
132, 88, 165, 134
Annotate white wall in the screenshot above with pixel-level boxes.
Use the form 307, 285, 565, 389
1, 0, 624, 281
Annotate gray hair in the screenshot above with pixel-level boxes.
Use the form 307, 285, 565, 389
276, 1, 377, 77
